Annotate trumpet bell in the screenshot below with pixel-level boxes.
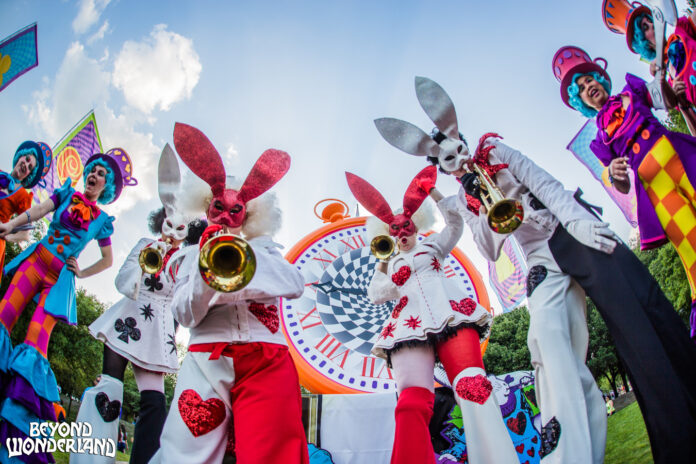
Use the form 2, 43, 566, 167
487, 200, 524, 234
199, 233, 256, 292
139, 247, 164, 274
370, 235, 395, 260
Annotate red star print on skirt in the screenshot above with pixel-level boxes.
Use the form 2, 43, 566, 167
450, 298, 477, 316
381, 322, 396, 338
178, 389, 226, 437
404, 316, 422, 330
248, 302, 279, 333
431, 257, 442, 272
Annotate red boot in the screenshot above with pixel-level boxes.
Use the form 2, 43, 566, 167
391, 386, 436, 464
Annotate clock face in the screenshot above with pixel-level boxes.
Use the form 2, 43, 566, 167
280, 217, 490, 394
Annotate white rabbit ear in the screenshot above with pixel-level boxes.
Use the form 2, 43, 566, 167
158, 143, 180, 217
415, 76, 459, 140
374, 117, 440, 157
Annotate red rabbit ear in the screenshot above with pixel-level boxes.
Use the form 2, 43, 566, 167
238, 149, 291, 203
403, 165, 437, 217
345, 172, 395, 224
173, 122, 227, 197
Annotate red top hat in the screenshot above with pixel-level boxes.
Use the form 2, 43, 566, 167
552, 46, 611, 108
602, 0, 651, 53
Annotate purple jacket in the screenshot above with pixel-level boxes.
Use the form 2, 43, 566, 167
590, 73, 696, 249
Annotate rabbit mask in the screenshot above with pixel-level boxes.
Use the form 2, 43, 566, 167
158, 144, 190, 241
374, 76, 470, 173
173, 122, 290, 228
345, 165, 436, 238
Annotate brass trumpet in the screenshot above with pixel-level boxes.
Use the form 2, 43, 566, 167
370, 235, 395, 261
199, 231, 256, 292
471, 164, 524, 234
139, 238, 172, 274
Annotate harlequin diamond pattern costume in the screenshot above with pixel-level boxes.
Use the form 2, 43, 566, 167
346, 166, 517, 464
0, 148, 135, 464
151, 123, 308, 464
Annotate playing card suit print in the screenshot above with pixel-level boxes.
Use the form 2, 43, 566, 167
455, 374, 493, 404
506, 411, 527, 435
450, 298, 477, 316
178, 389, 226, 437
391, 266, 411, 286
144, 273, 163, 292
391, 296, 408, 318
114, 317, 141, 343
95, 392, 121, 422
248, 302, 279, 333
515, 444, 524, 454
526, 265, 547, 297
539, 417, 561, 458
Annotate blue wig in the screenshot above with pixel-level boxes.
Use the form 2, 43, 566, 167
567, 72, 612, 118
632, 13, 656, 61
83, 159, 116, 204
13, 147, 40, 188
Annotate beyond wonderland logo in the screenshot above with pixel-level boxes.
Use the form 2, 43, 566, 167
5, 422, 116, 458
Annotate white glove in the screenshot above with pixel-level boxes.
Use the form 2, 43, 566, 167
154, 240, 172, 254
565, 220, 619, 254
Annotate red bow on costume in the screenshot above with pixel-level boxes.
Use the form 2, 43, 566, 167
68, 192, 101, 230
465, 133, 509, 215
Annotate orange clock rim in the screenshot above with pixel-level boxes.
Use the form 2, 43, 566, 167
281, 216, 491, 394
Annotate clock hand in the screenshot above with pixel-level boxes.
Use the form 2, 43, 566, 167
311, 281, 367, 296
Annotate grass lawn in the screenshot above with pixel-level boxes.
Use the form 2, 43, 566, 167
52, 449, 130, 463
605, 401, 653, 464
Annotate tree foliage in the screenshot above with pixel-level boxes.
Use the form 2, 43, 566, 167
483, 307, 532, 375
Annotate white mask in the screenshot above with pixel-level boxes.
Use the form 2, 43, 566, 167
436, 137, 470, 173
161, 213, 189, 241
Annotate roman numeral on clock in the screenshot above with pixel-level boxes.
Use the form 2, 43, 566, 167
315, 334, 349, 368
443, 265, 456, 278
339, 235, 366, 252
298, 306, 322, 330
312, 249, 338, 269
361, 356, 393, 379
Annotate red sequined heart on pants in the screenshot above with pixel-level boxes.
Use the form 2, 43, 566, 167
391, 296, 408, 318
391, 266, 412, 286
248, 302, 279, 333
178, 389, 226, 437
455, 374, 492, 404
450, 298, 477, 316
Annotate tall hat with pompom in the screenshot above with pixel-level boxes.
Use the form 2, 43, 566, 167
345, 166, 436, 238
602, 0, 651, 53
552, 45, 611, 107
13, 141, 53, 189
172, 122, 291, 227
84, 148, 138, 204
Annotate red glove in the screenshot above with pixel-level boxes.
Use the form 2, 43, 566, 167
199, 224, 223, 250
416, 177, 436, 194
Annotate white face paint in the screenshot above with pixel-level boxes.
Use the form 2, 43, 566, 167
162, 213, 189, 241
437, 137, 471, 173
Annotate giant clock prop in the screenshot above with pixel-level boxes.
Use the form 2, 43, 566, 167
280, 200, 491, 394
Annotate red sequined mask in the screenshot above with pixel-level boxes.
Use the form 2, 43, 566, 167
389, 214, 416, 238
207, 189, 246, 227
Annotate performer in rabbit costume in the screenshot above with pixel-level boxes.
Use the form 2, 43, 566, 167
151, 123, 308, 464
71, 146, 205, 464
346, 166, 517, 464
375, 76, 696, 464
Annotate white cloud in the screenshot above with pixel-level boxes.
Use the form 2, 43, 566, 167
73, 0, 111, 35
112, 25, 201, 114
87, 20, 110, 45
24, 41, 111, 142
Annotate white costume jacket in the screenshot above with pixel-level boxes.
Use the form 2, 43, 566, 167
90, 237, 185, 373
368, 196, 492, 359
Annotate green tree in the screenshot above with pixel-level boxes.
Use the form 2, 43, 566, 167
586, 299, 626, 396
483, 307, 532, 375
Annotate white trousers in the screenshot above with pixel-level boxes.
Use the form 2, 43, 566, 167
526, 249, 607, 464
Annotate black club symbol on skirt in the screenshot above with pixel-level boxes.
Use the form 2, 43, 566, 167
144, 274, 163, 292
115, 317, 141, 343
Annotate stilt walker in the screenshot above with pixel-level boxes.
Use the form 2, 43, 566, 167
151, 123, 308, 464
0, 148, 136, 463
0, 141, 53, 273
345, 166, 518, 464
70, 145, 205, 464
377, 75, 696, 464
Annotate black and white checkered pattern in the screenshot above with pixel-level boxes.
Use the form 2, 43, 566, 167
316, 248, 394, 356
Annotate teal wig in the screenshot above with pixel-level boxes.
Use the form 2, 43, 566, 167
632, 13, 656, 61
83, 159, 116, 204
12, 147, 40, 189
567, 72, 612, 118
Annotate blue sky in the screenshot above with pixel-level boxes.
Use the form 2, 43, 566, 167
0, 0, 688, 310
